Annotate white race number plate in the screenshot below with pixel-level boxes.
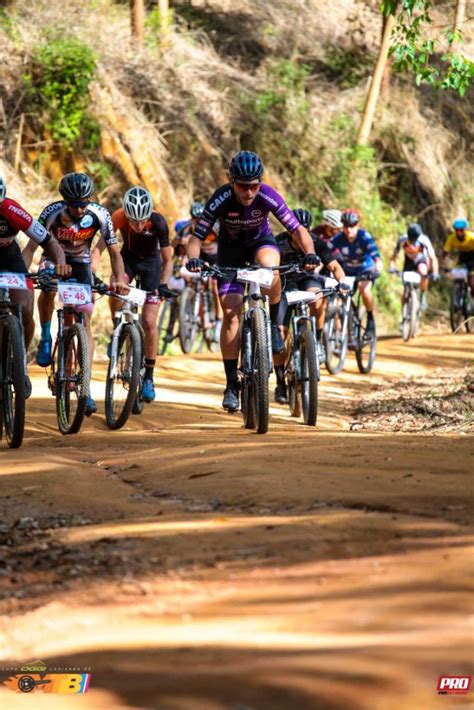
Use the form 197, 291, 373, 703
236, 268, 273, 286
0, 272, 29, 290
58, 283, 92, 306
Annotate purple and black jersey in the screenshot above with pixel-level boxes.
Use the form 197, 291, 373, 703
194, 183, 301, 247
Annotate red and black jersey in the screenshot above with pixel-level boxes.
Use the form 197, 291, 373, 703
0, 198, 49, 248
112, 208, 170, 258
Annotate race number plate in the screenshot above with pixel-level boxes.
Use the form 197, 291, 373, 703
0, 272, 29, 290
343, 276, 356, 288
402, 271, 422, 284
236, 268, 273, 286
285, 290, 317, 305
124, 287, 147, 306
450, 267, 468, 280
58, 282, 92, 306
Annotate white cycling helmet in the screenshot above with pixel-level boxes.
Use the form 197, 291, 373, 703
322, 209, 343, 229
123, 186, 153, 221
0, 175, 6, 203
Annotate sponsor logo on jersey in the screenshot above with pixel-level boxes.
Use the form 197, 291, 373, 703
209, 190, 231, 211
7, 204, 30, 222
228, 212, 240, 217
33, 222, 46, 237
56, 226, 96, 242
40, 202, 64, 219
251, 210, 262, 217
80, 215, 94, 229
259, 192, 278, 208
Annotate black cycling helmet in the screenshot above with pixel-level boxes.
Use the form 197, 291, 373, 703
190, 201, 204, 218
341, 209, 360, 227
228, 151, 264, 181
407, 223, 422, 241
59, 172, 95, 201
293, 208, 313, 229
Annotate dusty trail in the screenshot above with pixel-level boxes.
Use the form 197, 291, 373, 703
0, 334, 472, 710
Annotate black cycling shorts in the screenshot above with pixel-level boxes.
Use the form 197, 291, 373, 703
122, 248, 161, 304
217, 237, 279, 297
403, 256, 428, 272
0, 242, 28, 274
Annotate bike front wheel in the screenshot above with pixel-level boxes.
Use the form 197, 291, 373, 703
1, 315, 26, 448
106, 323, 141, 430
355, 311, 377, 374
324, 304, 348, 374
300, 328, 318, 426
450, 281, 464, 333
401, 290, 412, 342
250, 308, 270, 434
286, 337, 301, 418
56, 323, 90, 435
179, 287, 200, 354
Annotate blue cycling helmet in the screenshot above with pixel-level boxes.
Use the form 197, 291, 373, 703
228, 151, 264, 181
453, 218, 469, 230
293, 208, 313, 229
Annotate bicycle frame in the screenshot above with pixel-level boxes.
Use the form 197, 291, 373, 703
241, 277, 273, 379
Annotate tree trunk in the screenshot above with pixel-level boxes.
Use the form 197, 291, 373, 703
158, 0, 169, 34
356, 13, 395, 146
130, 0, 144, 44
453, 0, 466, 32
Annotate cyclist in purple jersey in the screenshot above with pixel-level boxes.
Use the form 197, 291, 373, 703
330, 209, 383, 335
187, 150, 318, 412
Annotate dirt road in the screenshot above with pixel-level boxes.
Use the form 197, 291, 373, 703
0, 334, 473, 710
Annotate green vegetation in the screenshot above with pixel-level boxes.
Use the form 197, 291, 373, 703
23, 38, 97, 149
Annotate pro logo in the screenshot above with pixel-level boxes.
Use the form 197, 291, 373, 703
437, 676, 472, 694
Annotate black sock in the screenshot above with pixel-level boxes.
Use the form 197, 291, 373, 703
223, 359, 238, 388
269, 301, 281, 326
316, 328, 322, 341
275, 365, 285, 384
367, 311, 374, 321
145, 358, 156, 381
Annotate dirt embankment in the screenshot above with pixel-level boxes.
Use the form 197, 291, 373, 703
0, 334, 473, 710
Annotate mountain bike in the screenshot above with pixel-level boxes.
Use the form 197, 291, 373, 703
391, 269, 422, 341
446, 266, 474, 333
323, 273, 377, 374
103, 283, 145, 429
285, 283, 337, 426
179, 269, 220, 354
0, 271, 29, 448
37, 277, 92, 435
157, 268, 185, 355
202, 264, 276, 434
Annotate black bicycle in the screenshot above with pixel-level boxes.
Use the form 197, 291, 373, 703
202, 264, 277, 434
285, 283, 337, 426
179, 271, 220, 354
324, 273, 377, 374
0, 272, 29, 448
36, 277, 92, 435
446, 266, 473, 333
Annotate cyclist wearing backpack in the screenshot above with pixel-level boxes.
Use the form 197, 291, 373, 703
330, 209, 383, 335
186, 150, 317, 412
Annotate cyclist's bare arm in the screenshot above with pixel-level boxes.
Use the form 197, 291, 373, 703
91, 235, 107, 272
327, 258, 345, 282
187, 234, 203, 261
106, 242, 128, 293
161, 245, 173, 284
290, 226, 316, 257
21, 239, 38, 269
22, 234, 69, 275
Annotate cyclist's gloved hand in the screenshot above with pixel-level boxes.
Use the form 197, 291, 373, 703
431, 272, 440, 282
337, 282, 351, 294
187, 258, 204, 272
303, 253, 320, 271
158, 283, 178, 299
